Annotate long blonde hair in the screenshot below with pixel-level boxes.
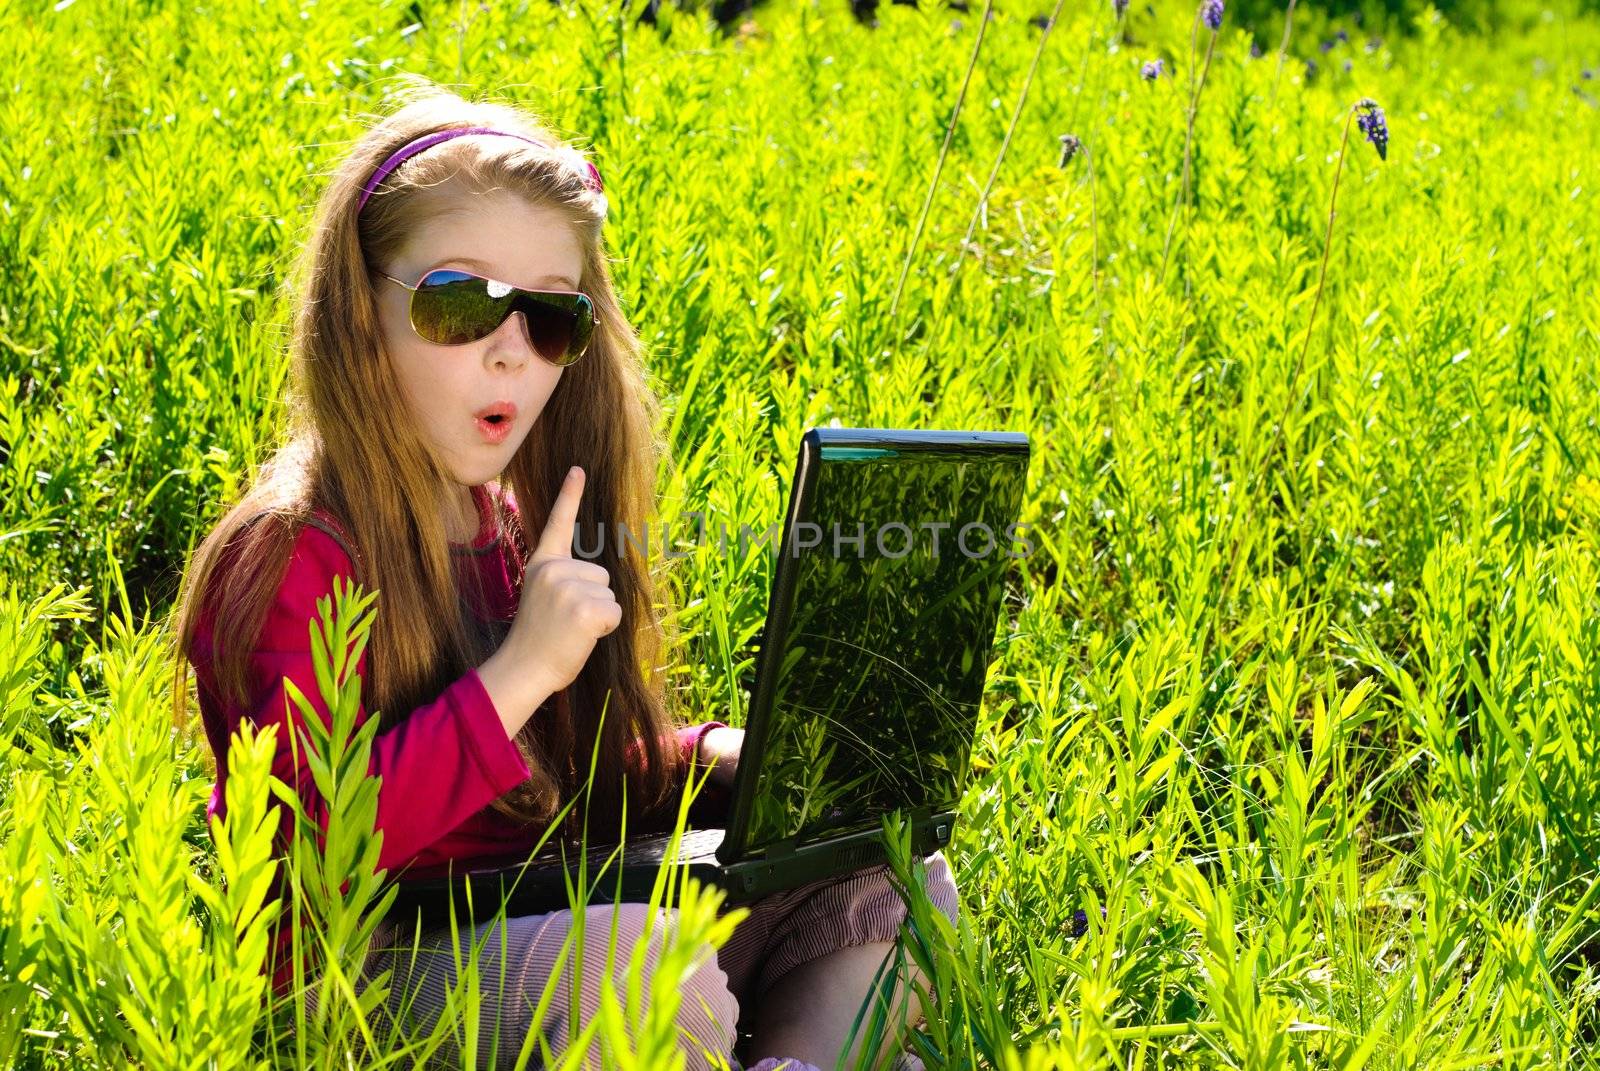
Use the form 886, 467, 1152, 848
169, 78, 681, 837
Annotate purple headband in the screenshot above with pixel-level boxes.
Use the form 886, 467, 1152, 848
356, 126, 604, 215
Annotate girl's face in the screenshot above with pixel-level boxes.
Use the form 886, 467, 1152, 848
377, 188, 583, 499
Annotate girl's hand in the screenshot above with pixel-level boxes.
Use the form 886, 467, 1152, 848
480, 467, 620, 736
515, 466, 621, 694
697, 726, 744, 790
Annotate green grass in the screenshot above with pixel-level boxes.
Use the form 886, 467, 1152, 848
5, 0, 1600, 1065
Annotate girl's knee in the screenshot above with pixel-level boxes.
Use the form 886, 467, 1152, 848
921, 851, 961, 926
677, 947, 740, 1063
590, 904, 739, 1064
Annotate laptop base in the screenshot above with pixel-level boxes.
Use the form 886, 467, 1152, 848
383, 816, 954, 929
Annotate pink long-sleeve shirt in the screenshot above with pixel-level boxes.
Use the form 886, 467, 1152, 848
188, 480, 727, 998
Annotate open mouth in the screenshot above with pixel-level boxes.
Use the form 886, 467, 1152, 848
475, 403, 517, 442
475, 408, 514, 444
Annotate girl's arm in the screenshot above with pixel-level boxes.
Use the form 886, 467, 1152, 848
674, 721, 736, 826
209, 524, 533, 875
677, 721, 727, 769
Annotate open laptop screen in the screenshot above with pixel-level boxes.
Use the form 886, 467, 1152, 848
740, 433, 1029, 853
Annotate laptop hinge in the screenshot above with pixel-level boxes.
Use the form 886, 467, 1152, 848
758, 837, 798, 861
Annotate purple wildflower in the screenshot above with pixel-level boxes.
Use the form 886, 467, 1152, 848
1305, 58, 1319, 79
1583, 68, 1596, 80
1366, 36, 1383, 52
1113, 0, 1129, 17
1356, 98, 1388, 160
1141, 58, 1166, 80
1058, 133, 1083, 167
1069, 909, 1090, 938
1250, 39, 1263, 58
1319, 37, 1336, 53
1201, 0, 1223, 31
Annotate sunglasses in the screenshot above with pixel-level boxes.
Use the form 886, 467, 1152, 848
378, 267, 596, 366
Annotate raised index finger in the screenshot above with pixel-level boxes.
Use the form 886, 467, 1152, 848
533, 466, 584, 561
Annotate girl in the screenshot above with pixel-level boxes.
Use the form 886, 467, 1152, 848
169, 79, 958, 1070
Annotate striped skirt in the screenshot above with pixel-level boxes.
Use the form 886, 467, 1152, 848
323, 852, 959, 1070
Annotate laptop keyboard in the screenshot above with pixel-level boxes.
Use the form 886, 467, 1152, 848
508, 828, 726, 874
627, 827, 725, 863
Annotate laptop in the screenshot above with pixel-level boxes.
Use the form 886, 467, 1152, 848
383, 427, 1031, 926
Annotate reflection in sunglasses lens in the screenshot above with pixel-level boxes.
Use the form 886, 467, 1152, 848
411, 272, 591, 364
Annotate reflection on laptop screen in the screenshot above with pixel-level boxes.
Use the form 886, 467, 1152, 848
743, 441, 1028, 852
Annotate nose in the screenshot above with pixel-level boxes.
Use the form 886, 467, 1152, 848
484, 310, 535, 371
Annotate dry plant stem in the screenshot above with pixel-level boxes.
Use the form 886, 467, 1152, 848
889, 0, 996, 325
1211, 108, 1358, 631
1163, 30, 1218, 386
1089, 12, 1128, 128
1084, 17, 1123, 362
1159, 16, 1217, 288
1078, 16, 1122, 360
1086, 147, 1109, 359
1181, 36, 1216, 299
952, 0, 1070, 278
1081, 12, 1120, 133
1271, 0, 1299, 106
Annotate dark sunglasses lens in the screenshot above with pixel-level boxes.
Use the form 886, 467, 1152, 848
516, 292, 594, 366
411, 270, 510, 346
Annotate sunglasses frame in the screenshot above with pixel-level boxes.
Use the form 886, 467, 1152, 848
377, 266, 596, 365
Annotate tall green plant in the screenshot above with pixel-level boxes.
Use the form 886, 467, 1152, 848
270, 575, 398, 1066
